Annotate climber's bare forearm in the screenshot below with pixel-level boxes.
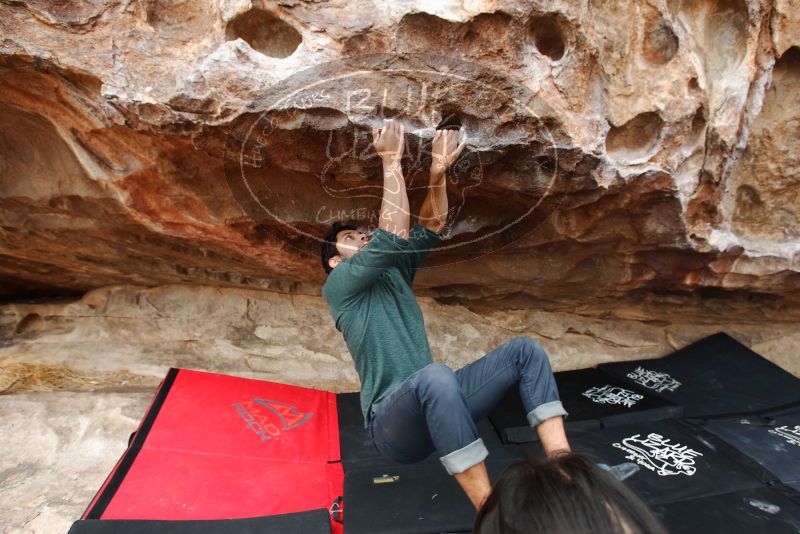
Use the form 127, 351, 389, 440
379, 156, 410, 239
418, 169, 447, 233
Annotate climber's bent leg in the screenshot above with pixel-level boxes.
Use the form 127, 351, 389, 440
369, 362, 491, 508
454, 335, 571, 456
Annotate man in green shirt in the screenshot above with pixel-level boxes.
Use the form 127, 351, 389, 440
321, 119, 572, 510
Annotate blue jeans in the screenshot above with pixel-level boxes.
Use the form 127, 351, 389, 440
368, 336, 568, 475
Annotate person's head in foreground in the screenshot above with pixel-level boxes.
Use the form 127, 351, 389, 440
472, 452, 667, 534
321, 220, 370, 274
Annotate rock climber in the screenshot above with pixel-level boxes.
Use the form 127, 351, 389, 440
320, 117, 626, 510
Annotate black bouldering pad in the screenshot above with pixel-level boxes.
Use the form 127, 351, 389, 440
488, 367, 682, 444
343, 458, 514, 534
598, 332, 800, 418
693, 409, 800, 491
505, 418, 771, 505
649, 485, 800, 534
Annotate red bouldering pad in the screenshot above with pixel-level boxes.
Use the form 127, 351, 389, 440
78, 368, 343, 532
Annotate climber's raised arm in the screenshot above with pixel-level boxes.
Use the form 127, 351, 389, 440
372, 119, 410, 240
419, 126, 466, 233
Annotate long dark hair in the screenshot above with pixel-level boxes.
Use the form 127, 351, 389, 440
473, 452, 667, 534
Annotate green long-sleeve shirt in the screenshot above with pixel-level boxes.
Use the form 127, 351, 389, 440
322, 223, 445, 428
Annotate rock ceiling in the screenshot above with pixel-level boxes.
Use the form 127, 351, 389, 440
0, 0, 798, 310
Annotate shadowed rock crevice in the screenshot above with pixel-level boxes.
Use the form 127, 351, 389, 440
13, 313, 44, 335
395, 11, 524, 65
225, 8, 302, 58
643, 15, 679, 64
527, 13, 568, 61
605, 111, 664, 162
690, 106, 707, 140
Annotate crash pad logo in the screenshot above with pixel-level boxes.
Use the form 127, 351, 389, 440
748, 499, 781, 514
769, 425, 800, 447
626, 367, 682, 393
582, 385, 643, 408
232, 399, 312, 442
612, 433, 703, 476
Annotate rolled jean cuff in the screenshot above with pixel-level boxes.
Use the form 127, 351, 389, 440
439, 438, 489, 475
526, 400, 568, 427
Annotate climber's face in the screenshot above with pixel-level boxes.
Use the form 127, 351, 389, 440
328, 229, 370, 269
337, 228, 370, 257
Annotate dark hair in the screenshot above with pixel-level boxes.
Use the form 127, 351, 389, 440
473, 452, 667, 534
321, 221, 360, 275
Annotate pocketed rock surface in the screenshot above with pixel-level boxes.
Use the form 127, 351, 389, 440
0, 0, 798, 304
